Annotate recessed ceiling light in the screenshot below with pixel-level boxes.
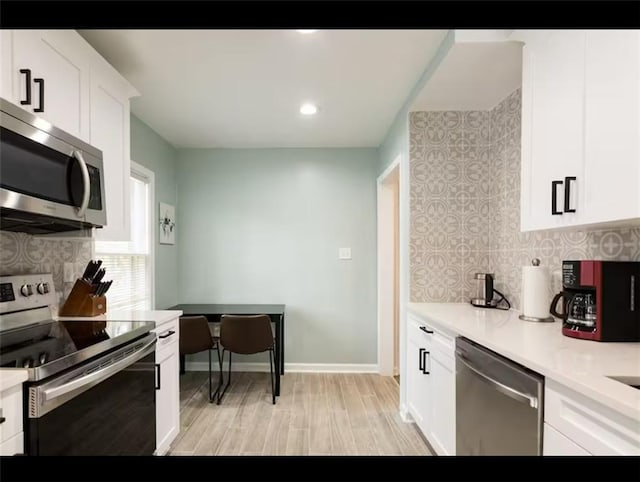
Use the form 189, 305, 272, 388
300, 103, 318, 115
296, 30, 318, 34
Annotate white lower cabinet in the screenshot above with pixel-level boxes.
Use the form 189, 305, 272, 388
153, 317, 180, 455
544, 379, 640, 455
0, 383, 24, 456
543, 423, 590, 456
406, 314, 456, 455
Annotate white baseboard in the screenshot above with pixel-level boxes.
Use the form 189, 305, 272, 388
185, 362, 379, 373
399, 404, 413, 423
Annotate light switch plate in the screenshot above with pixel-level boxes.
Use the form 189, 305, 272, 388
339, 248, 352, 260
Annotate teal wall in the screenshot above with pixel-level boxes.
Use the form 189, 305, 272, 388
176, 148, 378, 365
377, 31, 455, 175
130, 115, 179, 309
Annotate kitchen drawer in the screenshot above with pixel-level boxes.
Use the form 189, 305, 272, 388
0, 384, 23, 443
543, 423, 591, 456
408, 317, 431, 344
0, 431, 24, 456
432, 331, 454, 359
545, 379, 640, 455
153, 318, 179, 349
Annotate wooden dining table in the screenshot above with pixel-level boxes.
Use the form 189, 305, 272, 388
169, 304, 285, 396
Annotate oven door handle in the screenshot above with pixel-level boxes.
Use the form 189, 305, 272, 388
42, 337, 157, 403
73, 150, 91, 218
457, 354, 538, 408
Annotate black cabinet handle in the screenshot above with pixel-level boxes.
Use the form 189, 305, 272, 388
551, 180, 563, 215
418, 348, 425, 372
33, 78, 44, 112
564, 176, 576, 213
419, 326, 434, 334
155, 363, 161, 390
0, 416, 6, 424
422, 350, 430, 375
19, 69, 31, 105
158, 330, 175, 339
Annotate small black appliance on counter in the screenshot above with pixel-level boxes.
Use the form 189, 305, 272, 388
470, 273, 511, 310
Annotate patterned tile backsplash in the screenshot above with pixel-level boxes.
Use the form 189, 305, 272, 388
0, 231, 92, 307
410, 88, 640, 308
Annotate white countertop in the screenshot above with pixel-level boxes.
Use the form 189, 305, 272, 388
408, 302, 640, 422
0, 369, 28, 392
56, 310, 183, 326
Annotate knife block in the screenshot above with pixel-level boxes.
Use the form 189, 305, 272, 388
59, 279, 107, 317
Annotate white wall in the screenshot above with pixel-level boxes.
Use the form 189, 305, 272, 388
176, 148, 378, 366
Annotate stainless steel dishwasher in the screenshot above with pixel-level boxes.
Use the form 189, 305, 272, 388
455, 337, 544, 455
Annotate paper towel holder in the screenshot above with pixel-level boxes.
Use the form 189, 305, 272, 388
519, 258, 555, 323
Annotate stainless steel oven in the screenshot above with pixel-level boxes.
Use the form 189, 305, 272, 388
0, 97, 106, 234
25, 332, 157, 456
0, 274, 157, 456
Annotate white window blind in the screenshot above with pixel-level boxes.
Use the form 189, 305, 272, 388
95, 173, 152, 311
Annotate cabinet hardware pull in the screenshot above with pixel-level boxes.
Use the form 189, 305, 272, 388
33, 78, 44, 112
0, 416, 5, 424
158, 330, 176, 339
551, 180, 563, 215
155, 363, 161, 390
564, 176, 576, 213
19, 69, 31, 105
422, 350, 430, 375
419, 326, 434, 334
419, 348, 425, 372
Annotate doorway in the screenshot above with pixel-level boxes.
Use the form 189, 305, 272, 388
377, 156, 400, 379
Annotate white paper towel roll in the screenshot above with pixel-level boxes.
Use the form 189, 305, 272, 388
521, 265, 551, 319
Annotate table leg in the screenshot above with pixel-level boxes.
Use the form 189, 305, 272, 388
280, 313, 285, 375
274, 315, 281, 396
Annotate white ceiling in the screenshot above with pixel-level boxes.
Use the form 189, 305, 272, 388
411, 41, 523, 112
77, 29, 448, 148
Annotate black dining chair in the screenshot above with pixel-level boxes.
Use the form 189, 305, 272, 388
179, 315, 222, 403
217, 314, 277, 405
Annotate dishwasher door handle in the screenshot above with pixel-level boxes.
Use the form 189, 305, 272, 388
457, 355, 539, 408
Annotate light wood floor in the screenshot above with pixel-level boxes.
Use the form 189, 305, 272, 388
169, 371, 432, 456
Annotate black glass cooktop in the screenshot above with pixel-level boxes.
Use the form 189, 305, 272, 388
0, 318, 155, 381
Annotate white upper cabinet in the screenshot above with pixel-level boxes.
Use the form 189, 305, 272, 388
516, 29, 640, 231
90, 62, 135, 242
7, 30, 92, 141
1, 29, 139, 241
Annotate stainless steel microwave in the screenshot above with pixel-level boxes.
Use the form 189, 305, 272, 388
0, 98, 106, 234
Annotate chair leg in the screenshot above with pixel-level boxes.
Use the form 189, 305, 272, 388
208, 348, 214, 403
269, 348, 276, 405
217, 350, 232, 405
214, 343, 223, 399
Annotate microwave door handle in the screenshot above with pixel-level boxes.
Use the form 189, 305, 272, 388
73, 150, 91, 217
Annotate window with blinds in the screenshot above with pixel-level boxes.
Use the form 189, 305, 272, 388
95, 172, 153, 311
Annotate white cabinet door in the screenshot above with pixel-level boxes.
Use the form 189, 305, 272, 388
155, 341, 179, 455
428, 346, 456, 456
543, 423, 591, 456
90, 66, 132, 242
582, 30, 640, 225
406, 323, 431, 435
11, 30, 91, 141
520, 30, 586, 231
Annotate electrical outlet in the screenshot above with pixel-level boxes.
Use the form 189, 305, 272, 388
63, 262, 75, 282
339, 248, 352, 260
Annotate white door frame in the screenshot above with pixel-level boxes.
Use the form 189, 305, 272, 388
377, 155, 400, 376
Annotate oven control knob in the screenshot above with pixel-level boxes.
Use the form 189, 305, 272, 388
22, 357, 34, 368
36, 283, 49, 295
38, 352, 48, 365
20, 284, 33, 297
